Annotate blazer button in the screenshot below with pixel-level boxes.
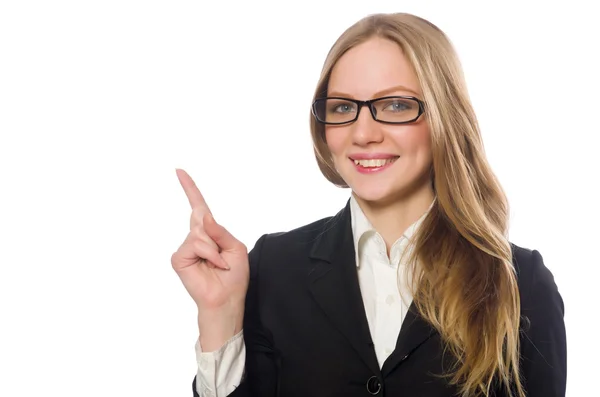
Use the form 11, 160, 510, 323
366, 375, 382, 395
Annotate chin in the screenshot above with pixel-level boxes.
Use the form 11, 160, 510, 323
349, 175, 431, 206
349, 183, 399, 205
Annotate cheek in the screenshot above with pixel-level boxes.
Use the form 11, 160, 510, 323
414, 126, 433, 168
324, 128, 345, 156
417, 127, 432, 156
397, 124, 431, 156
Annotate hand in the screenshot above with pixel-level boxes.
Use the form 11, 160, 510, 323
171, 169, 249, 346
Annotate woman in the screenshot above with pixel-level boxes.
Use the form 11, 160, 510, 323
172, 12, 567, 397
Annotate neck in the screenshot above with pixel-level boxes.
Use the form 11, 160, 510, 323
353, 183, 435, 252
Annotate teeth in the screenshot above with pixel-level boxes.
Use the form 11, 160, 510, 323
353, 158, 397, 167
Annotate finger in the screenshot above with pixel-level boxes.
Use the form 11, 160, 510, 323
171, 250, 205, 290
176, 168, 211, 212
173, 233, 228, 270
191, 223, 220, 251
204, 259, 216, 269
203, 213, 244, 252
189, 239, 230, 270
190, 207, 218, 232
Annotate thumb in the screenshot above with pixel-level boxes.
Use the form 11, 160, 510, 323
203, 213, 240, 251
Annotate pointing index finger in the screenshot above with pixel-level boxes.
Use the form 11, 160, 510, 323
176, 168, 211, 212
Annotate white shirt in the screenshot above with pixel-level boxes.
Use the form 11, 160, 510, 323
194, 196, 432, 397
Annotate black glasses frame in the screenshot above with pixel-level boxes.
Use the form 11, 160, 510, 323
311, 95, 426, 125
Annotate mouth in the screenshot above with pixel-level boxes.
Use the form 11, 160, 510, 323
349, 156, 399, 173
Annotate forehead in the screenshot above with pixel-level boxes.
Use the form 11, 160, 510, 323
328, 37, 422, 98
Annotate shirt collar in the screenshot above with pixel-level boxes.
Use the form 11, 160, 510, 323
349, 194, 435, 267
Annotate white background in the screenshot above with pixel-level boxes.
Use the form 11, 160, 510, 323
1, 1, 598, 396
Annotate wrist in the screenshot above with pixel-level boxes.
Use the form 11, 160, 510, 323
197, 308, 243, 352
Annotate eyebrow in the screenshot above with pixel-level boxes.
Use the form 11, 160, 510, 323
328, 85, 421, 98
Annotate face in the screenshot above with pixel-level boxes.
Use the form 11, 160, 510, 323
325, 37, 433, 206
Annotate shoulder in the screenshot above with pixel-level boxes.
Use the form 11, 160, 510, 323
247, 214, 338, 267
510, 243, 561, 303
267, 215, 337, 247
509, 243, 565, 328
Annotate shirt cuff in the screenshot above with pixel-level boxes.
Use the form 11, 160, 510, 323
195, 330, 245, 397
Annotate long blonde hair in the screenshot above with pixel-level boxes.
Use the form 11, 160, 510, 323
310, 13, 524, 397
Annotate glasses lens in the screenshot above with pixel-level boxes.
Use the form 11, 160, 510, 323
314, 98, 358, 124
372, 97, 420, 123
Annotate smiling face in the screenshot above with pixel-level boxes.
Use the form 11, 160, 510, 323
324, 37, 434, 206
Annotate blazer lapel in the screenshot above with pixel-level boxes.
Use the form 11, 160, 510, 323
307, 200, 380, 376
381, 302, 437, 377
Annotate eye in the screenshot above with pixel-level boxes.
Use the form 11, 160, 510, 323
380, 99, 414, 112
327, 100, 357, 114
334, 104, 353, 113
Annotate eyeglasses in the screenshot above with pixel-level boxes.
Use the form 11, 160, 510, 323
311, 96, 425, 125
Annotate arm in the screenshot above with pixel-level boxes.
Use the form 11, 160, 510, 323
192, 234, 280, 397
519, 250, 567, 397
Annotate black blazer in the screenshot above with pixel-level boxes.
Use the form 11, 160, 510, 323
192, 201, 567, 397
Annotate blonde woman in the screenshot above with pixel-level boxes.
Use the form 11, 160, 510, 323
172, 12, 566, 397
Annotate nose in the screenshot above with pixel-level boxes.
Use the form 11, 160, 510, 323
351, 105, 384, 146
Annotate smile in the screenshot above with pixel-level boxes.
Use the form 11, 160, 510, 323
350, 156, 399, 174
352, 158, 397, 167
